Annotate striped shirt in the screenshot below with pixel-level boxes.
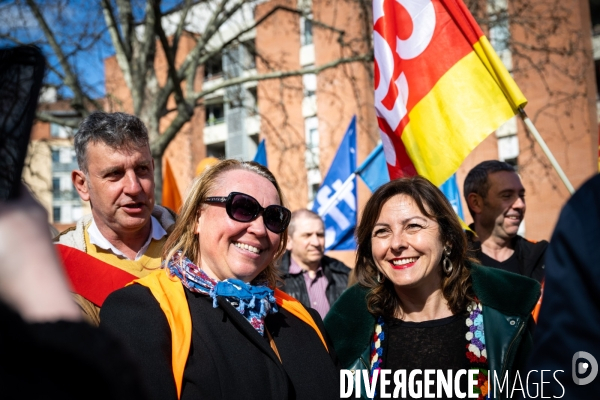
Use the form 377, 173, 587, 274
289, 257, 330, 319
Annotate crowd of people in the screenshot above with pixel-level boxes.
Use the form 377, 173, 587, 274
1, 110, 598, 399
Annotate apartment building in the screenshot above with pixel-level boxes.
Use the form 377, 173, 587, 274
26, 89, 87, 231
26, 0, 598, 243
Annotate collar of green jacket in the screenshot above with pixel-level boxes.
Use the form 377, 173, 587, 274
324, 263, 541, 367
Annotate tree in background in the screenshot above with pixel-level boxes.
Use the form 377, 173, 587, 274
0, 0, 371, 200
0, 0, 596, 208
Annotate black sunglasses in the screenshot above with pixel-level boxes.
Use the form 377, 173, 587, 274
204, 192, 291, 234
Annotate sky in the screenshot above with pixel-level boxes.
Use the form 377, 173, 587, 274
0, 0, 183, 100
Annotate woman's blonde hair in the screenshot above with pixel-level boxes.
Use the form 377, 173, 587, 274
162, 159, 288, 287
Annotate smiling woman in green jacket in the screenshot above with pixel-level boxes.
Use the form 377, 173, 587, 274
324, 176, 540, 400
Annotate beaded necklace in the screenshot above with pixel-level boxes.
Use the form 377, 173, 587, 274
368, 300, 488, 399
466, 300, 488, 399
369, 316, 385, 381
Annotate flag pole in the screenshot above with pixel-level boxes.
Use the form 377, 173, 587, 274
316, 173, 357, 217
316, 144, 385, 217
355, 143, 383, 175
518, 108, 574, 194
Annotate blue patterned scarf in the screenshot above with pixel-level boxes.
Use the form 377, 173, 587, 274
166, 251, 278, 335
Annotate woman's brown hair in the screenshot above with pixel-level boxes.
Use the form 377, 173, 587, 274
354, 176, 476, 318
162, 159, 287, 287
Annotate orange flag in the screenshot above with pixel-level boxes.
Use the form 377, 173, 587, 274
162, 158, 182, 212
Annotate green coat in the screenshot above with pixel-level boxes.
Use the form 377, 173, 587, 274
324, 264, 541, 399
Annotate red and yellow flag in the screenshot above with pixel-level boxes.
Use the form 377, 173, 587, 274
163, 157, 182, 212
373, 0, 527, 185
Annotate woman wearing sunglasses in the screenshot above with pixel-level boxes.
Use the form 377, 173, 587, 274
100, 160, 339, 400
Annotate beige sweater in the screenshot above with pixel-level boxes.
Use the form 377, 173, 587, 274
55, 205, 176, 325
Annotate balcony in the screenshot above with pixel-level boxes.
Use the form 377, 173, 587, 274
52, 161, 79, 173
53, 189, 81, 202
245, 114, 260, 135
300, 44, 315, 67
206, 116, 225, 126
204, 120, 228, 145
302, 95, 317, 118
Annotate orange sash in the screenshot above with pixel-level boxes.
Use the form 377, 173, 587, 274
134, 270, 329, 399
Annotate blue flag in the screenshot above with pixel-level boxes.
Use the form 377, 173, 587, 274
357, 143, 389, 193
312, 116, 357, 251
439, 173, 464, 220
253, 139, 268, 167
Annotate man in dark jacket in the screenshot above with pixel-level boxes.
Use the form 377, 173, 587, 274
527, 173, 600, 397
463, 160, 547, 282
278, 209, 350, 319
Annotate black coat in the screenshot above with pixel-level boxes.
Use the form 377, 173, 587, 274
0, 300, 147, 400
100, 284, 340, 400
527, 173, 600, 397
278, 251, 350, 309
467, 225, 548, 283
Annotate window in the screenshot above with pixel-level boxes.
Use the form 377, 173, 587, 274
304, 116, 320, 172
205, 102, 225, 126
304, 115, 320, 203
242, 39, 256, 69
50, 123, 60, 137
309, 182, 320, 203
52, 177, 60, 197
497, 134, 519, 162
306, 126, 319, 168
50, 123, 74, 138
489, 17, 510, 53
307, 167, 322, 204
206, 142, 226, 159
248, 87, 258, 116
300, 17, 313, 46
53, 207, 61, 223
204, 54, 223, 80
303, 72, 317, 97
51, 149, 60, 163
487, 0, 511, 70
307, 127, 319, 151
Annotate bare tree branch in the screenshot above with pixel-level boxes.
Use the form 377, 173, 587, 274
192, 53, 372, 102
171, 0, 194, 56
138, 1, 158, 80
101, 0, 135, 91
35, 112, 80, 129
157, 0, 233, 109
25, 0, 101, 115
152, 0, 192, 117
115, 0, 135, 57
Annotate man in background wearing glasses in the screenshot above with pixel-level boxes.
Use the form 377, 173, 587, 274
54, 111, 176, 325
278, 209, 350, 319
